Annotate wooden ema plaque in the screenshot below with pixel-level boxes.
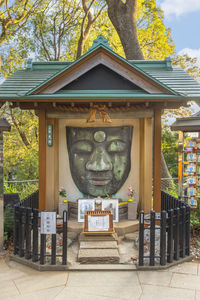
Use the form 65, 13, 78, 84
83, 210, 114, 235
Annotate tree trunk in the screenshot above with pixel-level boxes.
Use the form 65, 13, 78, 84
106, 0, 173, 196
106, 0, 144, 60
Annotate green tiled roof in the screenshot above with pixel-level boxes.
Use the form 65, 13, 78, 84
0, 35, 200, 101
0, 69, 59, 97
138, 65, 200, 98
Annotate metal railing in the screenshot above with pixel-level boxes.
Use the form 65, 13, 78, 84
13, 205, 68, 265
13, 191, 68, 266
139, 191, 190, 267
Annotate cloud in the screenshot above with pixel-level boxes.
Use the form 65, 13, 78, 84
161, 0, 200, 17
178, 48, 200, 65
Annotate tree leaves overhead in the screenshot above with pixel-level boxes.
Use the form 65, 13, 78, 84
0, 0, 43, 46
0, 0, 176, 79
137, 0, 175, 60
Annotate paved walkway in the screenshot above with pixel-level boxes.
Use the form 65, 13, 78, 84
1, 258, 200, 300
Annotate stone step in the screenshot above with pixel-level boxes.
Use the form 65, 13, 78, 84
79, 232, 118, 242
114, 220, 139, 236
80, 241, 118, 249
78, 248, 120, 264
124, 231, 139, 242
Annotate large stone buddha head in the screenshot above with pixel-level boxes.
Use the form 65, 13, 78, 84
66, 126, 133, 197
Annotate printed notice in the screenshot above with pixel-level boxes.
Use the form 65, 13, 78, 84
41, 211, 56, 234
88, 215, 109, 231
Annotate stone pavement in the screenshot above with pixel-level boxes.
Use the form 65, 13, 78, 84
1, 258, 200, 300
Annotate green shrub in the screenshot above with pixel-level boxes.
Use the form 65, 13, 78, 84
4, 204, 14, 239
191, 207, 200, 232
165, 188, 178, 198
4, 182, 38, 200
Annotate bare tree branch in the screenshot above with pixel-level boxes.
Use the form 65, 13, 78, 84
76, 0, 105, 59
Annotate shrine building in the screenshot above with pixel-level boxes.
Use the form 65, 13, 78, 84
1, 36, 200, 214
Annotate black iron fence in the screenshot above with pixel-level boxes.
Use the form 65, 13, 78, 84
13, 189, 191, 268
139, 191, 190, 266
21, 190, 39, 209
13, 205, 68, 265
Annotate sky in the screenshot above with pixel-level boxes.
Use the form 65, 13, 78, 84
158, 0, 200, 64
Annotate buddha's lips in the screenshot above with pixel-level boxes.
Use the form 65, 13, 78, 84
88, 179, 111, 185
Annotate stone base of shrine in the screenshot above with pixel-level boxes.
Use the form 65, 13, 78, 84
68, 220, 139, 237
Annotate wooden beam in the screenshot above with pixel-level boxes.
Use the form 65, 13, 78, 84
1, 98, 189, 105
153, 107, 162, 212
39, 109, 46, 211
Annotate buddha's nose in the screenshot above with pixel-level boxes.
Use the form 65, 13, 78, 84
86, 146, 112, 171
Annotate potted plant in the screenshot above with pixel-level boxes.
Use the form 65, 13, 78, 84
128, 186, 136, 202
127, 186, 137, 220
58, 187, 68, 216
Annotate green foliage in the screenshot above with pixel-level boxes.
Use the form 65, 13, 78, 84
165, 188, 178, 198
162, 126, 178, 178
0, 0, 42, 46
1, 108, 38, 181
162, 54, 200, 124
0, 0, 176, 78
3, 182, 38, 200
4, 205, 14, 239
191, 204, 200, 231
172, 54, 200, 83
137, 0, 175, 59
3, 183, 18, 194
19, 182, 38, 199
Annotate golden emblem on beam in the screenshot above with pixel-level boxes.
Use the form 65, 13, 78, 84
87, 104, 112, 123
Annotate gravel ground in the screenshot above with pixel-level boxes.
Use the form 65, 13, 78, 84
190, 233, 200, 260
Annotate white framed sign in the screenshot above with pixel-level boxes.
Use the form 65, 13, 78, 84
78, 199, 95, 222
102, 199, 119, 222
88, 214, 110, 231
41, 211, 56, 234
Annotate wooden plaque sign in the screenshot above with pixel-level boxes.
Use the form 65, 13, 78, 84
83, 210, 114, 235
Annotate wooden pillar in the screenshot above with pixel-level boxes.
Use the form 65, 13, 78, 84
0, 119, 10, 249
178, 131, 184, 197
46, 118, 59, 211
139, 118, 153, 213
0, 131, 3, 249
39, 109, 46, 211
153, 107, 162, 212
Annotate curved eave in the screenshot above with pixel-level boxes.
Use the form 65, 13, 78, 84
171, 116, 200, 132
171, 126, 200, 132
0, 93, 189, 101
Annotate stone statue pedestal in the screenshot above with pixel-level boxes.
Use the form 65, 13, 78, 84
58, 202, 68, 217
128, 201, 137, 220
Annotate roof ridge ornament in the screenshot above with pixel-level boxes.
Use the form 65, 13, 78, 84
165, 57, 172, 70
26, 58, 33, 70
89, 35, 112, 51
